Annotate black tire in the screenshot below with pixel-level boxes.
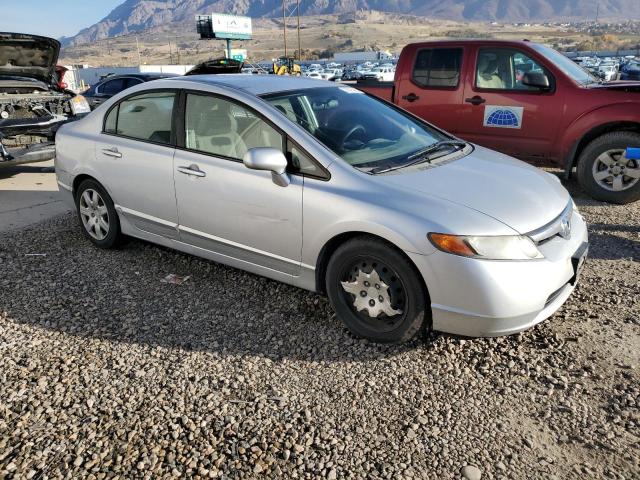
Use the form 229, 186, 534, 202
576, 131, 640, 204
75, 179, 123, 248
326, 236, 429, 343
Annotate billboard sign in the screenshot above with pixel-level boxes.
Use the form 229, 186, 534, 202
210, 13, 252, 40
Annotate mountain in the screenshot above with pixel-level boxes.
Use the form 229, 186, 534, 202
63, 0, 640, 46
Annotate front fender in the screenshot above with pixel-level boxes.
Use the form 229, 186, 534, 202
560, 102, 640, 170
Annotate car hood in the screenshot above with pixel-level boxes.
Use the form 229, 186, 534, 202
586, 80, 640, 92
379, 145, 570, 234
0, 32, 60, 84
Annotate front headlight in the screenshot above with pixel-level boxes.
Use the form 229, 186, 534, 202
428, 233, 544, 260
70, 95, 91, 116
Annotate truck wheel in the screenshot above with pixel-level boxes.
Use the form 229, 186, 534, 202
75, 179, 123, 248
577, 131, 640, 204
326, 236, 429, 343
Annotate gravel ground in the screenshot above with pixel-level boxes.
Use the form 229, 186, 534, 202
0, 178, 638, 479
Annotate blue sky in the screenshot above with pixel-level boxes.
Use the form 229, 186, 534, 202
0, 0, 124, 39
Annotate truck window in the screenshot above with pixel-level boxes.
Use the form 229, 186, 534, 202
412, 48, 462, 88
476, 48, 549, 91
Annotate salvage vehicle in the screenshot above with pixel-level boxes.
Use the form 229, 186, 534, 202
55, 76, 588, 343
0, 32, 91, 166
356, 40, 640, 204
84, 73, 178, 110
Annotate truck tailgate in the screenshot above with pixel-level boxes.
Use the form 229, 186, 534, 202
355, 80, 394, 102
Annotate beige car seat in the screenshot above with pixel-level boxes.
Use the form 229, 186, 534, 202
189, 101, 247, 159
477, 54, 506, 89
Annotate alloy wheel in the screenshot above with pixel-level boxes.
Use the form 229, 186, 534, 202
79, 189, 110, 240
592, 149, 640, 192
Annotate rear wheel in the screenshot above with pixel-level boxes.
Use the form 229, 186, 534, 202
577, 131, 640, 204
326, 237, 428, 343
75, 179, 123, 248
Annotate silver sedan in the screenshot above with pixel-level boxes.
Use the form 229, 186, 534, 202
55, 75, 588, 343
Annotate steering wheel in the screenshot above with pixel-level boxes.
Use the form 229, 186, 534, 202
340, 125, 366, 150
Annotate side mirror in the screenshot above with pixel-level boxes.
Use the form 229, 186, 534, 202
522, 71, 550, 90
243, 147, 290, 187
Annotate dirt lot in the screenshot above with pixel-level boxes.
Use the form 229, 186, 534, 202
0, 177, 638, 479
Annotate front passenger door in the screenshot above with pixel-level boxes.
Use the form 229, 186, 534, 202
173, 92, 303, 275
457, 47, 562, 162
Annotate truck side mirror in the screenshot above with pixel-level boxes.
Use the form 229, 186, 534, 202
522, 71, 551, 90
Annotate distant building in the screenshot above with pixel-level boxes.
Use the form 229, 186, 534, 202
332, 51, 394, 64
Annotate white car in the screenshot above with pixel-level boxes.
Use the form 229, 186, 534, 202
55, 76, 588, 342
361, 66, 395, 82
598, 64, 618, 82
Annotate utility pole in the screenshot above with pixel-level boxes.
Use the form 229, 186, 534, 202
296, 0, 301, 60
168, 37, 173, 64
135, 36, 142, 65
175, 35, 181, 64
595, 0, 600, 23
282, 0, 288, 57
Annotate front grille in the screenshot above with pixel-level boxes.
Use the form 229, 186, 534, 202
526, 201, 573, 245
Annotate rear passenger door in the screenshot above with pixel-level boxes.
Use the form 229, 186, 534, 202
95, 90, 179, 238
395, 47, 465, 133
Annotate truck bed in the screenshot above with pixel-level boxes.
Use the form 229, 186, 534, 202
355, 80, 394, 102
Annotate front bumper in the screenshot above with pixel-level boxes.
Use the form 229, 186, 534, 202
0, 142, 56, 166
407, 211, 589, 337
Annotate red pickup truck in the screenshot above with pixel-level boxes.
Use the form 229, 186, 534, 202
357, 40, 640, 204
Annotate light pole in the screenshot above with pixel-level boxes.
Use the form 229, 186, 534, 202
282, 0, 288, 57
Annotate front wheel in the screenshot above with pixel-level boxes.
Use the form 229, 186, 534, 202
326, 237, 428, 343
577, 131, 640, 204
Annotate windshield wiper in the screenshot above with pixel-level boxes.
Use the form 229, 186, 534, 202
371, 140, 467, 174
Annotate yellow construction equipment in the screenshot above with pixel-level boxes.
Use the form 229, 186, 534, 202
273, 57, 301, 76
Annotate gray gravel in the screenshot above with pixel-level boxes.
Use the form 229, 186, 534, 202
1, 177, 639, 479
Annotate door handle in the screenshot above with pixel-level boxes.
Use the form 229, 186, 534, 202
465, 95, 486, 106
402, 93, 420, 102
177, 165, 206, 178
101, 148, 122, 158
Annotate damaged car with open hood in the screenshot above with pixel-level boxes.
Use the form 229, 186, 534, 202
0, 32, 90, 166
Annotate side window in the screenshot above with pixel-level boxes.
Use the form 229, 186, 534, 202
287, 139, 325, 178
100, 79, 125, 95
476, 48, 548, 91
125, 78, 143, 88
413, 48, 462, 88
104, 105, 118, 134
185, 94, 282, 160
114, 91, 175, 144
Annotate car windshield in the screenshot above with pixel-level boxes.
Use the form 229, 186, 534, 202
531, 44, 599, 86
262, 86, 449, 170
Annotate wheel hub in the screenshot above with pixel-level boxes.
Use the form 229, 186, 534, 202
341, 268, 402, 318
79, 189, 109, 241
593, 149, 640, 192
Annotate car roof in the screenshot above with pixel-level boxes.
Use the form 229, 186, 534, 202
102, 73, 179, 81
165, 74, 335, 96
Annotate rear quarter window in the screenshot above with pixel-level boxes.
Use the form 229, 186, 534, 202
413, 48, 463, 88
